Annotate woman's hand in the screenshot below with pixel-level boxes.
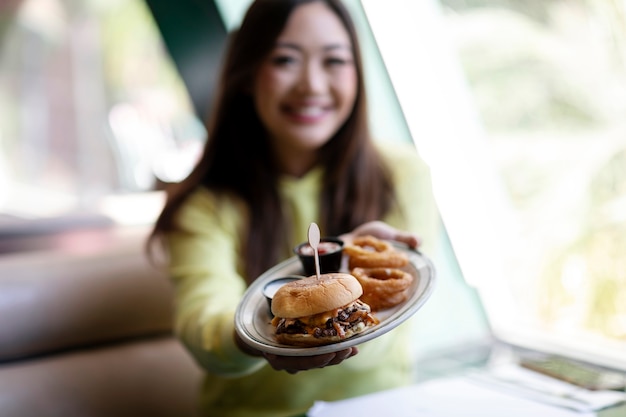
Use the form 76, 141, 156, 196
341, 221, 421, 249
235, 331, 358, 374
263, 347, 358, 374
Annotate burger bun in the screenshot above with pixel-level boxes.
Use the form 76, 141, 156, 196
271, 273, 363, 318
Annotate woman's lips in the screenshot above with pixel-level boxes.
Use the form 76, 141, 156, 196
283, 104, 332, 123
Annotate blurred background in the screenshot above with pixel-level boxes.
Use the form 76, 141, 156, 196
1, 0, 625, 371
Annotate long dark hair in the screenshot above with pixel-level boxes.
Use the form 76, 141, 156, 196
149, 0, 395, 284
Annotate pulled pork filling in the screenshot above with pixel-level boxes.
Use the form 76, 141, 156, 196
273, 299, 378, 339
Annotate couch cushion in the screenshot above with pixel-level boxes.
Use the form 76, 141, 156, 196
0, 227, 176, 362
0, 336, 203, 417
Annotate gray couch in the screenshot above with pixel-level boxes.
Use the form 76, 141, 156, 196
0, 226, 203, 417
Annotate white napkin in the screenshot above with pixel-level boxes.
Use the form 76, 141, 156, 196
307, 370, 625, 417
466, 364, 626, 413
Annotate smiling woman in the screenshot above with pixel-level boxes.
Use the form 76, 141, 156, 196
253, 2, 358, 177
147, 1, 440, 416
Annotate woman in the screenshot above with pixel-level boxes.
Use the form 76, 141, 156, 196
149, 0, 439, 416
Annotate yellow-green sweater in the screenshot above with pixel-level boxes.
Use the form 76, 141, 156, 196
164, 142, 439, 417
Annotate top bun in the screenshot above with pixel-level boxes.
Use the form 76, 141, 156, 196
271, 273, 363, 318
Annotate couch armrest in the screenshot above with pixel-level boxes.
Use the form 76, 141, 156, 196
0, 336, 203, 417
0, 228, 175, 362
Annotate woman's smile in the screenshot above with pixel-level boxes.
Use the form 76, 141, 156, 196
282, 102, 333, 123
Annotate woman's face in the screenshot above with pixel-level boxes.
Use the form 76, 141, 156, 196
253, 1, 358, 175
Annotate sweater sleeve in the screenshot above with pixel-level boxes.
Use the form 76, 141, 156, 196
164, 189, 266, 376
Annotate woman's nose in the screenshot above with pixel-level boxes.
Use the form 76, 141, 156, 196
297, 62, 326, 93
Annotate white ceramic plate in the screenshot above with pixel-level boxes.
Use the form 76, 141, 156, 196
235, 245, 436, 356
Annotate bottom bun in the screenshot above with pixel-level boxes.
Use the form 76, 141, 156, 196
276, 320, 374, 347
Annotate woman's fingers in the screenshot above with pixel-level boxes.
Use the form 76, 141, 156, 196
344, 221, 422, 249
263, 347, 359, 374
327, 347, 358, 366
393, 230, 421, 249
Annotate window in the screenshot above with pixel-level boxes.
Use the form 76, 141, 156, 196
362, 0, 626, 368
0, 0, 203, 226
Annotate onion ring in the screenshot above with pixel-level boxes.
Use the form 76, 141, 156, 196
351, 267, 414, 311
344, 235, 409, 269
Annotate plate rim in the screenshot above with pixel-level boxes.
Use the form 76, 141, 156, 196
235, 246, 436, 356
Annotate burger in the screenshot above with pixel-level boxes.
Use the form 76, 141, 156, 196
270, 273, 379, 346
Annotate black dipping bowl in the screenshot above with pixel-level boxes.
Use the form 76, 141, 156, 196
293, 237, 344, 276
262, 275, 303, 314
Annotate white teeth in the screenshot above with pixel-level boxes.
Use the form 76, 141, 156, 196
293, 106, 324, 117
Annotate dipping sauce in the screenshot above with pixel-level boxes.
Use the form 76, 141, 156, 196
293, 237, 344, 276
263, 276, 304, 313
297, 241, 342, 256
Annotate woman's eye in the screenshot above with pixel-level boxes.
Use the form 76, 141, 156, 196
271, 55, 297, 66
325, 57, 352, 67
